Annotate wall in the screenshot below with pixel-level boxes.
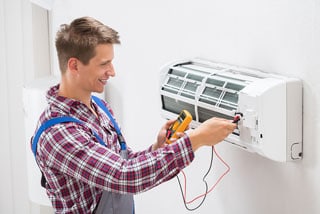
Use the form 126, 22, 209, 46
1, 0, 319, 213
0, 0, 53, 213
51, 1, 320, 214
0, 0, 31, 213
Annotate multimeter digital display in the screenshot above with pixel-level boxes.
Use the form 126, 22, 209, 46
166, 110, 193, 144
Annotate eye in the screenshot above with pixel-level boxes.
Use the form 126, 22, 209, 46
100, 61, 111, 67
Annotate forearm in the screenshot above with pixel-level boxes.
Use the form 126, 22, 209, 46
123, 136, 195, 194
96, 135, 194, 194
127, 144, 154, 159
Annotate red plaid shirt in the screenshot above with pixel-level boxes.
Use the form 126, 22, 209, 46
34, 85, 194, 213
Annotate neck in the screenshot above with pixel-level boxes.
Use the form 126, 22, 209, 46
58, 78, 91, 108
58, 82, 98, 117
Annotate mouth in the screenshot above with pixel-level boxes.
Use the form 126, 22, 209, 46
99, 79, 108, 85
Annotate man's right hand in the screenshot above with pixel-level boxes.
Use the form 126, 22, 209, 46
188, 117, 236, 152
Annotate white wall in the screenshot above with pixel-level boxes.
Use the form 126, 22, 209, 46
0, 0, 53, 213
0, 0, 32, 213
1, 0, 320, 213
51, 1, 320, 214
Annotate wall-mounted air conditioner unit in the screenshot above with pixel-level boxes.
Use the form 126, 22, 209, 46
160, 58, 303, 162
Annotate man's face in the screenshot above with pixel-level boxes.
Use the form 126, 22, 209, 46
76, 43, 115, 94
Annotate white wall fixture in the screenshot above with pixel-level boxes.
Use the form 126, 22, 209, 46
160, 58, 303, 162
30, 0, 54, 10
23, 76, 59, 206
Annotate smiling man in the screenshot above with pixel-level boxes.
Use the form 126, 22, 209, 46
31, 16, 236, 214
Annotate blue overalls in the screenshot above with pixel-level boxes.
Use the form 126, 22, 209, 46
32, 96, 134, 214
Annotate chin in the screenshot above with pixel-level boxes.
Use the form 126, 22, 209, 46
94, 89, 104, 94
95, 87, 105, 93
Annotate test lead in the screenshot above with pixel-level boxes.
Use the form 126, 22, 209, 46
233, 115, 241, 123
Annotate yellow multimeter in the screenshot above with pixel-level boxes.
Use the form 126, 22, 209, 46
166, 110, 193, 144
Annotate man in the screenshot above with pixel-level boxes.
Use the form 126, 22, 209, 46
32, 16, 236, 213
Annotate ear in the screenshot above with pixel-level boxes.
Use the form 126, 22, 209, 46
67, 58, 79, 74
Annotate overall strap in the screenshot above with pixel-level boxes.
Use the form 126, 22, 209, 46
92, 96, 121, 135
92, 96, 127, 150
32, 116, 106, 159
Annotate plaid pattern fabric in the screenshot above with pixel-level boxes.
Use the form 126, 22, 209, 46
34, 84, 195, 213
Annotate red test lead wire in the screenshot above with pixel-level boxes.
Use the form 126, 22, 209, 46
179, 146, 231, 206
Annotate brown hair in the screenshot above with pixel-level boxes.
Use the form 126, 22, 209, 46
55, 16, 120, 73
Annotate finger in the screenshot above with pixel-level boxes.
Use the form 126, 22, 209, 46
169, 137, 178, 143
175, 132, 185, 138
165, 119, 176, 129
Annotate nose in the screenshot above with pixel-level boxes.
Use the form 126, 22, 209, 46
106, 63, 115, 77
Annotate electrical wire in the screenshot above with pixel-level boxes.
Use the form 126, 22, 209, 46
177, 146, 231, 211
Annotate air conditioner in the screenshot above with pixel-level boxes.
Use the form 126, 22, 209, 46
159, 58, 303, 162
